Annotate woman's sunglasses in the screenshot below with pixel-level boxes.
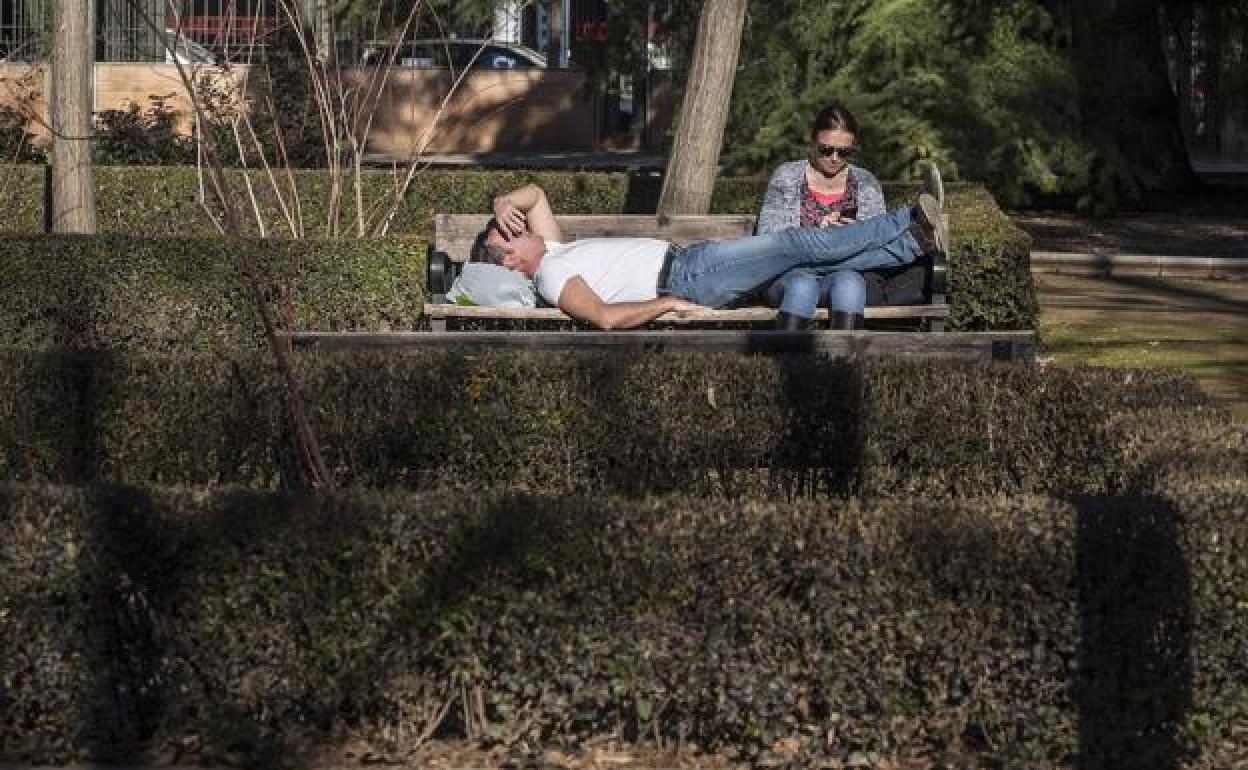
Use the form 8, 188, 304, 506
815, 143, 858, 159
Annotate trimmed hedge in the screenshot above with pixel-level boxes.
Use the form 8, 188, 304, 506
0, 164, 41, 233
1, 349, 1234, 497
0, 167, 772, 239
1, 167, 1036, 333
0, 235, 425, 351
2, 480, 1245, 767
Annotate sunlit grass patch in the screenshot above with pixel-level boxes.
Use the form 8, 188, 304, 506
1041, 321, 1248, 419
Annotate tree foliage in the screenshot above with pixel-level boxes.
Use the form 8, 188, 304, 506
723, 0, 1244, 211
726, 0, 1091, 208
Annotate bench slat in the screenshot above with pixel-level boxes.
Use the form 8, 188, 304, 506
424, 303, 950, 322
290, 330, 1035, 361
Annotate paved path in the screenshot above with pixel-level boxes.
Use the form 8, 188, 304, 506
1015, 212, 1248, 258
1034, 271, 1248, 325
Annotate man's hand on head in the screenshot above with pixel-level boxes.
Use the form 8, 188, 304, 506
491, 184, 563, 242
494, 199, 528, 237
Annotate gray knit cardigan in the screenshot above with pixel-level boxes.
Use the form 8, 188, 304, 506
755, 160, 887, 235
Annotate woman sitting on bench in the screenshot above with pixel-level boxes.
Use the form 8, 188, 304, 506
756, 102, 944, 331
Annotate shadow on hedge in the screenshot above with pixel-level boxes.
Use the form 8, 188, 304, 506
77, 486, 307, 767
69, 486, 616, 768
567, 352, 866, 499
1073, 492, 1192, 770
896, 490, 1196, 768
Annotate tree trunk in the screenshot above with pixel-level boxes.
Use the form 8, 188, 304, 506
49, 0, 97, 234
1070, 0, 1199, 199
546, 0, 565, 67
316, 0, 332, 62
656, 0, 746, 217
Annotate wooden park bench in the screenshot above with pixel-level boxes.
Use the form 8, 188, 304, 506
290, 212, 1036, 361
423, 213, 950, 332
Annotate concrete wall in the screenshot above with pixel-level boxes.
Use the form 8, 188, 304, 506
0, 62, 600, 155
356, 68, 597, 156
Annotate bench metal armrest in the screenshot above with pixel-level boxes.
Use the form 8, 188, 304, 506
427, 247, 456, 303
929, 248, 949, 302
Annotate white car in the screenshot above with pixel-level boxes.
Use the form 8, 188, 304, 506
360, 38, 546, 70
163, 31, 218, 65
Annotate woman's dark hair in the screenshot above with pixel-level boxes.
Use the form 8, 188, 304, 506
810, 103, 858, 139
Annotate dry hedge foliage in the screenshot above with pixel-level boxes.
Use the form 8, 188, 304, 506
0, 349, 1225, 496
2, 345, 1240, 769
1, 476, 1244, 767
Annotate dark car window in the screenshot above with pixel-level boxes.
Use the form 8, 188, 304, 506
446, 43, 538, 70
363, 41, 539, 70
400, 43, 450, 68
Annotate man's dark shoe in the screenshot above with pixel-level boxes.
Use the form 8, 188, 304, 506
775, 311, 812, 331
829, 311, 863, 330
922, 163, 945, 210
910, 192, 949, 260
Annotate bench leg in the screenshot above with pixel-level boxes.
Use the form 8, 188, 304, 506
431, 318, 447, 332
926, 289, 947, 332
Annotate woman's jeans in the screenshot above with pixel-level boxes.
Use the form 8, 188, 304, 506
764, 270, 866, 318
664, 205, 920, 308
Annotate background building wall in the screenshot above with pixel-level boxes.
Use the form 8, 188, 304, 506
0, 61, 599, 154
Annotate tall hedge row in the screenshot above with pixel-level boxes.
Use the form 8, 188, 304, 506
0, 235, 425, 351
2, 480, 1245, 767
1, 349, 1234, 497
0, 167, 1036, 334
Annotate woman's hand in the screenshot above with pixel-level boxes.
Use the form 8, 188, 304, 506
819, 212, 856, 228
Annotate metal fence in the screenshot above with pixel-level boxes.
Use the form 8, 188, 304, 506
98, 0, 165, 62
168, 0, 280, 61
0, 0, 44, 62
0, 0, 280, 63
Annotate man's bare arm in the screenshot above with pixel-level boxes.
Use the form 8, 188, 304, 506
558, 276, 705, 330
493, 184, 563, 242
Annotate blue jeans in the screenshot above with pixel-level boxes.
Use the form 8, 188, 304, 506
664, 205, 920, 308
764, 270, 866, 318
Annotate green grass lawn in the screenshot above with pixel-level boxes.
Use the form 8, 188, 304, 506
1034, 270, 1248, 420
1041, 321, 1248, 420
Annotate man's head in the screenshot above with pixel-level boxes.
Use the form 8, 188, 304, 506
469, 219, 547, 277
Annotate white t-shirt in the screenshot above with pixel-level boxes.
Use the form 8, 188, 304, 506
534, 238, 670, 306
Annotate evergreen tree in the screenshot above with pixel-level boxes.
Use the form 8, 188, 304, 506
724, 0, 1246, 210
1060, 0, 1198, 208
725, 0, 1088, 207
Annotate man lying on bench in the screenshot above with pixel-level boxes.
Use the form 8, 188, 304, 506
468, 181, 949, 331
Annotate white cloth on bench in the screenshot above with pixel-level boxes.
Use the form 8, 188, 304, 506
447, 263, 538, 307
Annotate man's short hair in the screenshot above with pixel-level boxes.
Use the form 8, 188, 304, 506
469, 221, 506, 265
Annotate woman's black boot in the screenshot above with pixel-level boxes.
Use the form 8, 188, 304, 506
775, 311, 812, 331
829, 311, 864, 330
